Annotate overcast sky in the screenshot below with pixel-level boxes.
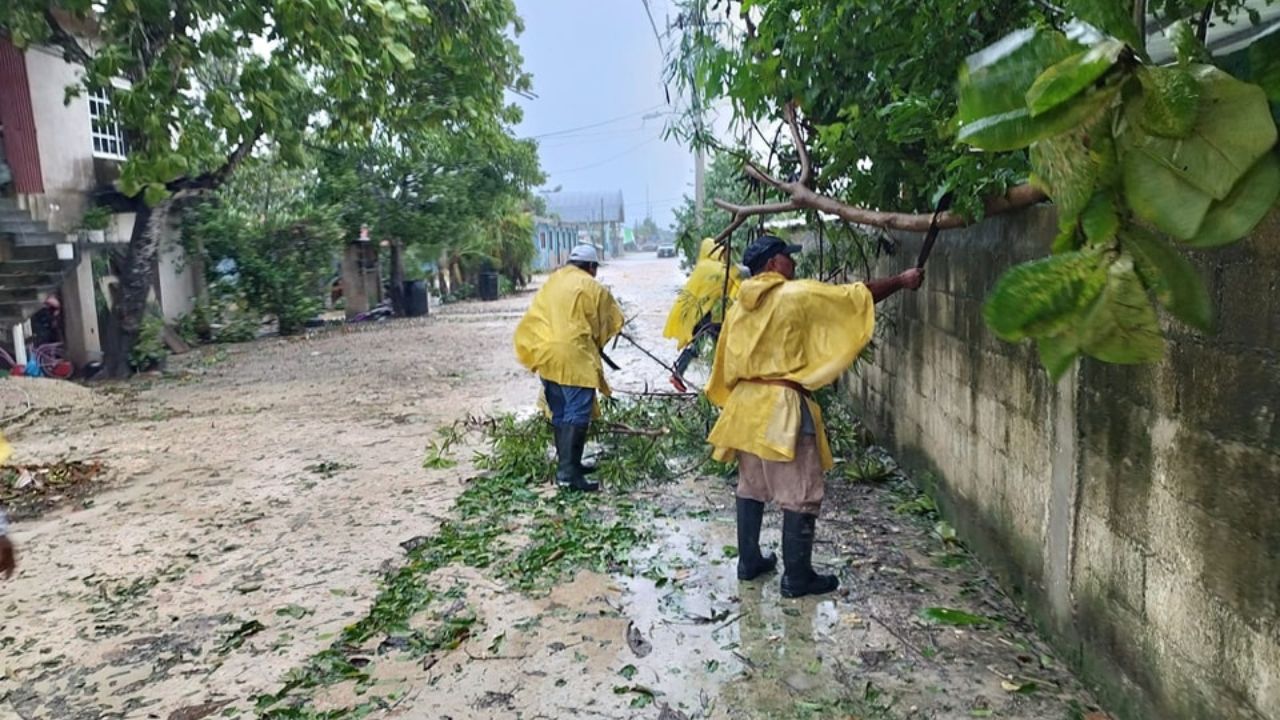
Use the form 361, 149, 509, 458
511, 0, 694, 229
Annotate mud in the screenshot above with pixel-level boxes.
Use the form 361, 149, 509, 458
0, 254, 1105, 720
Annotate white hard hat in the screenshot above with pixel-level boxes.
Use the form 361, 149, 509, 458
569, 244, 600, 263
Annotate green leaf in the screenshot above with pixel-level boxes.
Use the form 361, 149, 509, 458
619, 664, 638, 680
1122, 146, 1214, 239
1064, 0, 1145, 53
1079, 258, 1166, 364
1080, 193, 1120, 246
143, 182, 170, 207
956, 28, 1087, 151
1136, 66, 1200, 138
1188, 151, 1280, 248
1122, 66, 1277, 203
1165, 20, 1210, 67
984, 249, 1107, 342
1026, 39, 1125, 117
385, 41, 416, 68
919, 607, 995, 626
1030, 110, 1117, 231
1123, 229, 1212, 331
1037, 333, 1079, 381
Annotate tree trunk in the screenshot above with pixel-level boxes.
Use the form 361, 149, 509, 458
104, 201, 163, 378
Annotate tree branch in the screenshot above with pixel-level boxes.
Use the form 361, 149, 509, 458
170, 126, 264, 192
783, 102, 812, 186
42, 9, 93, 67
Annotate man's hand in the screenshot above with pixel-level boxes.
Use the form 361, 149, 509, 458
900, 268, 924, 290
0, 536, 15, 580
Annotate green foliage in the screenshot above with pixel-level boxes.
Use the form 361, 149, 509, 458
184, 156, 343, 335
129, 311, 168, 371
957, 19, 1278, 377
667, 0, 1044, 219
78, 206, 112, 232
0, 0, 531, 205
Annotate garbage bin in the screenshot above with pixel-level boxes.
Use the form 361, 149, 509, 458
478, 271, 500, 301
403, 280, 429, 317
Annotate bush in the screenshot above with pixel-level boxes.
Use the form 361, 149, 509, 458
130, 312, 168, 372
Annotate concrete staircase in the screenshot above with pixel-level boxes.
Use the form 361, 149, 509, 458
0, 198, 77, 332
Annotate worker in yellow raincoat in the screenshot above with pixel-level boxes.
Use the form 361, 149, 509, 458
707, 236, 923, 597
514, 244, 624, 492
662, 238, 740, 391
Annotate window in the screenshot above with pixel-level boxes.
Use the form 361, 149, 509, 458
88, 87, 127, 160
539, 231, 547, 250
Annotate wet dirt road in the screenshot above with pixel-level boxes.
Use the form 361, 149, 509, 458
0, 254, 1105, 720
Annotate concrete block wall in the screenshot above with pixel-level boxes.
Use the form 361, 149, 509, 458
848, 205, 1280, 720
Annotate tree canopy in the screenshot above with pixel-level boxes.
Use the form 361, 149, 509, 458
667, 0, 1280, 376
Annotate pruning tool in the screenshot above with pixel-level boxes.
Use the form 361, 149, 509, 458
915, 192, 955, 270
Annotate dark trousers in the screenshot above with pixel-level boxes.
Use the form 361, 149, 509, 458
542, 380, 595, 427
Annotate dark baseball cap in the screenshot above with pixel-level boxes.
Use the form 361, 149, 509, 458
743, 235, 802, 274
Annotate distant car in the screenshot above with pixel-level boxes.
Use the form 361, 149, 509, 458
657, 244, 677, 258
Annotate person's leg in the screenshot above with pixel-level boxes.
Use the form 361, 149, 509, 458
543, 381, 577, 487
777, 436, 836, 598
735, 453, 778, 581
560, 385, 598, 492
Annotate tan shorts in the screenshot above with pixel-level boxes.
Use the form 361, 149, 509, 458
736, 434, 824, 515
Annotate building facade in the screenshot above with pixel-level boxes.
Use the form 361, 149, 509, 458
0, 35, 200, 369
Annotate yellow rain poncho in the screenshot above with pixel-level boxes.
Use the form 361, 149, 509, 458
514, 265, 625, 394
706, 272, 875, 470
663, 238, 741, 348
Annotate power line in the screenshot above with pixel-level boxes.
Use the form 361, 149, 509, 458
542, 137, 660, 175
521, 105, 667, 141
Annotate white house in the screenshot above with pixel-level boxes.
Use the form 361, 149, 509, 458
0, 31, 200, 369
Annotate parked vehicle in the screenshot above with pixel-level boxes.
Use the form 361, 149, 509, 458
657, 244, 677, 258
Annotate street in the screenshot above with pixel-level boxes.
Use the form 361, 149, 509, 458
0, 254, 1102, 719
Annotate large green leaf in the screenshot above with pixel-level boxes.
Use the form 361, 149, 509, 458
1026, 39, 1125, 117
1030, 110, 1118, 232
1037, 333, 1080, 381
956, 28, 1090, 151
1122, 65, 1277, 202
1136, 66, 1200, 138
1079, 258, 1166, 364
1122, 145, 1214, 239
984, 249, 1107, 342
1122, 229, 1213, 331
1188, 152, 1280, 248
1080, 192, 1120, 246
1064, 0, 1145, 53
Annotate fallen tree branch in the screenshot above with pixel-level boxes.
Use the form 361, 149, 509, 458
710, 101, 1050, 245
599, 423, 670, 438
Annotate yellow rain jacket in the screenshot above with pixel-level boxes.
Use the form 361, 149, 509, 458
514, 265, 625, 394
706, 272, 875, 470
663, 238, 741, 349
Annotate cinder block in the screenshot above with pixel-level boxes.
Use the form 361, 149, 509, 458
1144, 559, 1223, 670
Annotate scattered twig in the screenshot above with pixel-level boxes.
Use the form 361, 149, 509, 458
869, 611, 933, 663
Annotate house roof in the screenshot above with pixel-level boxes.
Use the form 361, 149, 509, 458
539, 191, 625, 224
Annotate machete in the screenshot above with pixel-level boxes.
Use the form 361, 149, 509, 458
915, 192, 955, 270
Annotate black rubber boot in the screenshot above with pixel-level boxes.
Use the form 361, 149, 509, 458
780, 511, 838, 598
553, 425, 576, 488
562, 424, 599, 493
736, 497, 777, 581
